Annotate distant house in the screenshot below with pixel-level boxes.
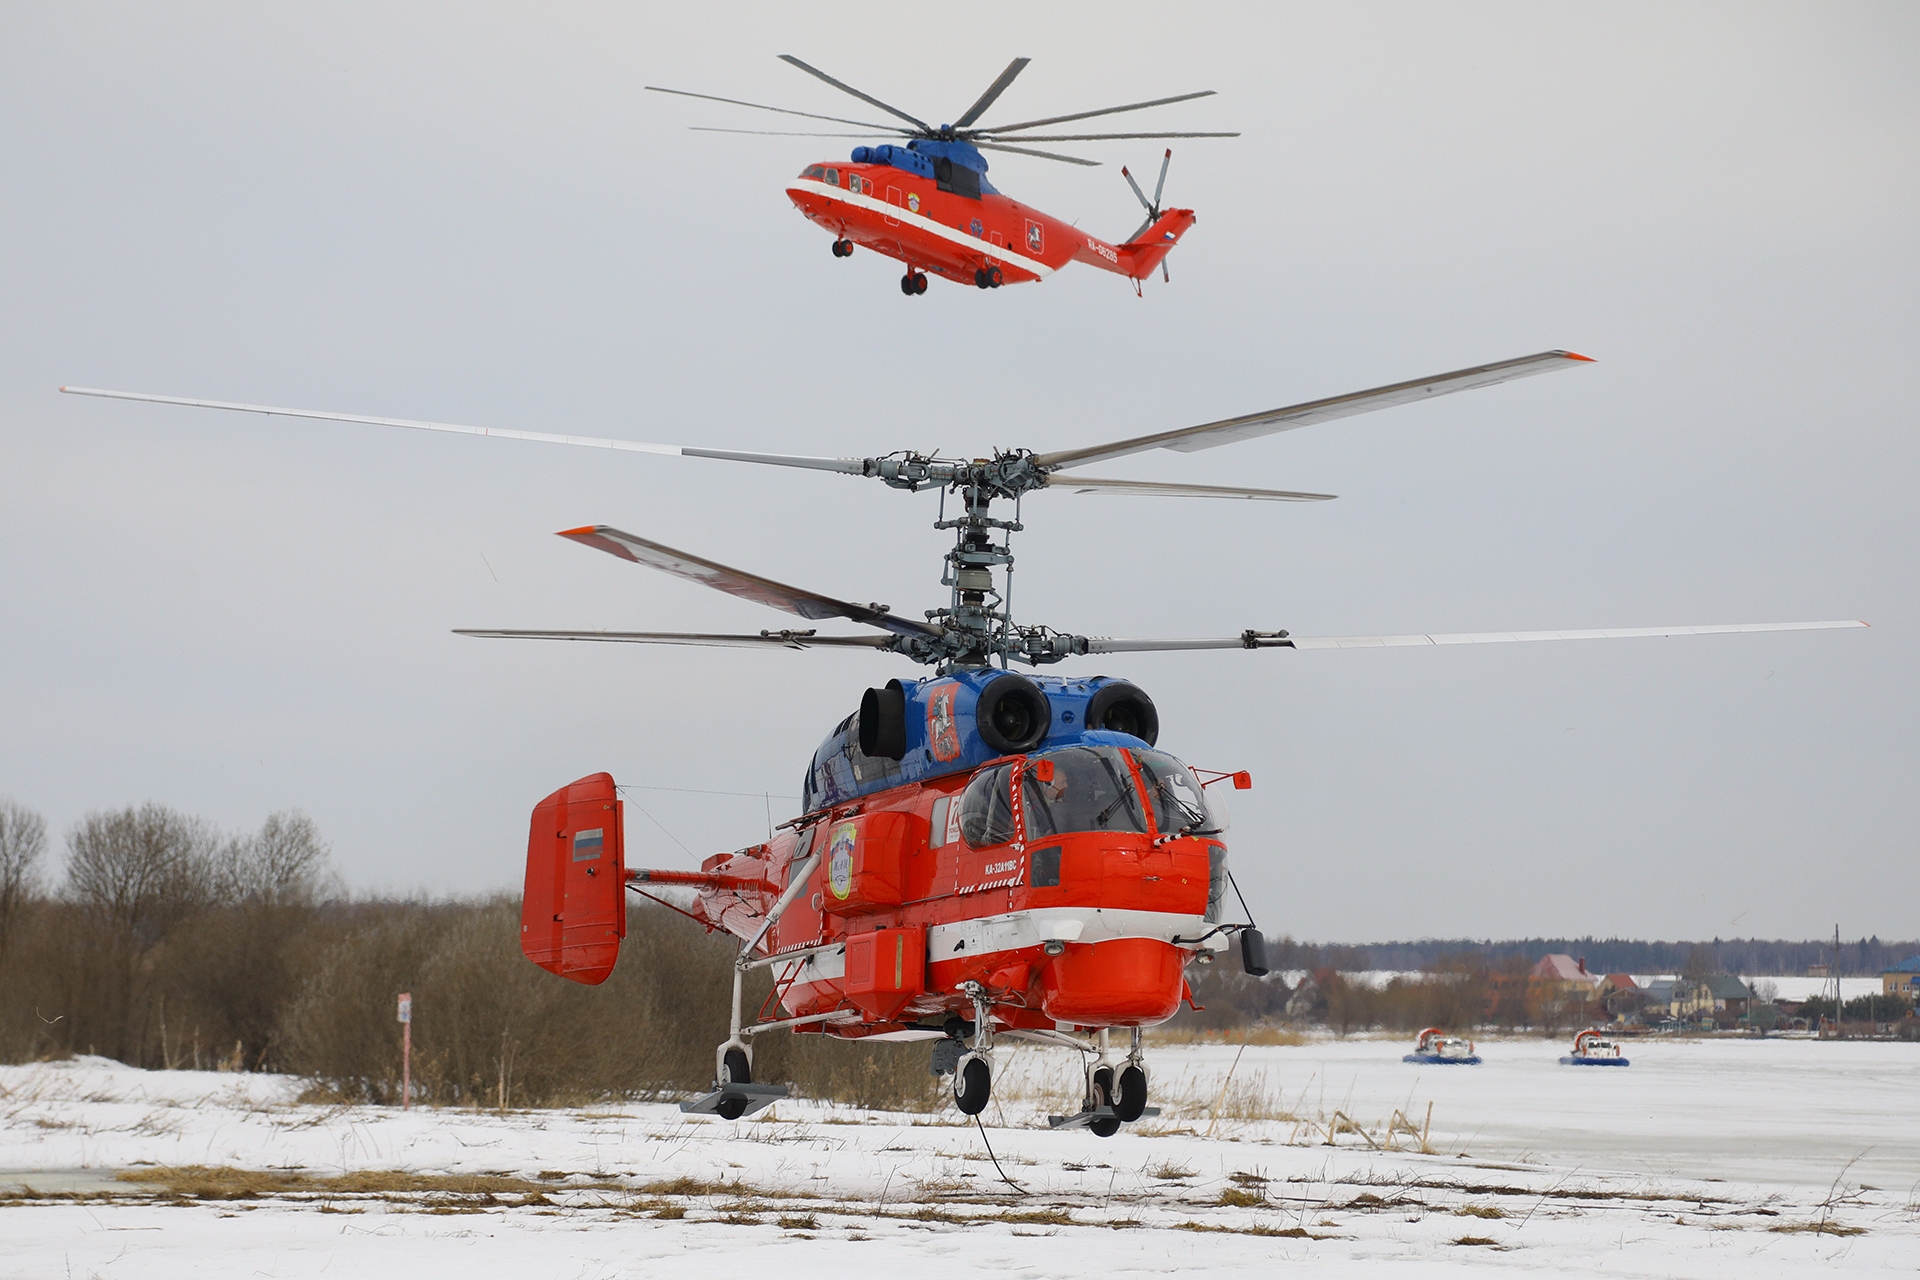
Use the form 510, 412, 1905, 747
1881, 956, 1920, 998
1598, 973, 1646, 1022
1643, 978, 1714, 1023
1703, 975, 1754, 1016
1531, 954, 1600, 994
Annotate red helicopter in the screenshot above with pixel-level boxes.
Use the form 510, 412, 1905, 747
646, 56, 1239, 295
63, 353, 1865, 1131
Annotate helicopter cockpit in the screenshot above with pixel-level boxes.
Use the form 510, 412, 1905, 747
956, 745, 1225, 847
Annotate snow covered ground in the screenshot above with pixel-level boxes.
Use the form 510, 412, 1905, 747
2, 1036, 1913, 1277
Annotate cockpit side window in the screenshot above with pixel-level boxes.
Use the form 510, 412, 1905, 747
958, 764, 1016, 848
802, 165, 827, 180
1020, 746, 1148, 838
1131, 750, 1220, 838
824, 167, 840, 186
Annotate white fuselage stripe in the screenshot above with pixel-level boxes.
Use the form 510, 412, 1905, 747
774, 907, 1226, 989
787, 178, 1056, 279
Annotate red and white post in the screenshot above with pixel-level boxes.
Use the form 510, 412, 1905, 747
396, 992, 412, 1110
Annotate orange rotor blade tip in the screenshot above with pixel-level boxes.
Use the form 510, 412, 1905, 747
1565, 352, 1596, 362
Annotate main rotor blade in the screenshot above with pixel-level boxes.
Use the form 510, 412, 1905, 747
971, 90, 1216, 136
972, 140, 1100, 167
643, 85, 909, 134
1044, 474, 1334, 501
453, 628, 898, 651
1152, 148, 1172, 208
1121, 164, 1153, 211
953, 57, 1030, 129
1034, 351, 1595, 471
59, 386, 869, 478
977, 131, 1238, 141
1082, 620, 1868, 654
778, 55, 932, 134
689, 128, 886, 138
558, 525, 944, 643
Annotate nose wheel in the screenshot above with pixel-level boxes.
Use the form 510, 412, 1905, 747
1115, 1062, 1149, 1122
900, 271, 928, 296
1049, 1027, 1153, 1137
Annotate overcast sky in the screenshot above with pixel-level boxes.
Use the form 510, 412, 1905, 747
2, 2, 1914, 943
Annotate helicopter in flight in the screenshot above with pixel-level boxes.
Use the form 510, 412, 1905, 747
62, 352, 1864, 1131
646, 56, 1239, 295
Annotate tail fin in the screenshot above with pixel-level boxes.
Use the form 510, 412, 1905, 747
1116, 209, 1197, 279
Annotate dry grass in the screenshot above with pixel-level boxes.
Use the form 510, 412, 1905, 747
1174, 1221, 1329, 1239
1768, 1221, 1866, 1236
113, 1165, 631, 1202
1455, 1204, 1506, 1219
1145, 1160, 1196, 1180
1218, 1187, 1265, 1207
1452, 1234, 1502, 1247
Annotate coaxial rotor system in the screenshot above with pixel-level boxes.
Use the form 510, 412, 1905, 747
61, 350, 1866, 673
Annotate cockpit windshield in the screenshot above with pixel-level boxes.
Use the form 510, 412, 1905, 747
1020, 746, 1148, 838
1132, 750, 1225, 837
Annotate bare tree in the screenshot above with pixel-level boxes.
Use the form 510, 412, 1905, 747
0, 800, 47, 956
209, 810, 333, 906
65, 803, 217, 946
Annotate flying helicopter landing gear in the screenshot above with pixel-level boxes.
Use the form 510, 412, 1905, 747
971, 266, 1005, 289
831, 238, 853, 257
952, 982, 995, 1115
900, 271, 928, 296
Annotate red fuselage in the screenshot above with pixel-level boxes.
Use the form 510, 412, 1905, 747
690, 747, 1227, 1040
786, 160, 1194, 288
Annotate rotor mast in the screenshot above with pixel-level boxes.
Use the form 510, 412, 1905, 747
863, 449, 1053, 672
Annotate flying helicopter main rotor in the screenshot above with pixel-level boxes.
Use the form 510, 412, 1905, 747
61, 348, 1866, 675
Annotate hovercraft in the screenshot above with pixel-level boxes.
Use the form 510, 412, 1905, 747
1402, 1027, 1481, 1065
1559, 1029, 1629, 1066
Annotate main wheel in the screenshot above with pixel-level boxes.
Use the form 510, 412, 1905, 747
721, 1047, 750, 1086
912, 272, 928, 294
953, 1053, 991, 1115
987, 266, 1003, 287
900, 273, 916, 295
974, 268, 991, 289
832, 238, 853, 257
1115, 1064, 1148, 1122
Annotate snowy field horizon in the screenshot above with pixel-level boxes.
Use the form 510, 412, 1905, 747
3, 1035, 1912, 1276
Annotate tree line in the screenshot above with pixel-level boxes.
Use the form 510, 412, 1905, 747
1349, 936, 1919, 977
0, 798, 933, 1109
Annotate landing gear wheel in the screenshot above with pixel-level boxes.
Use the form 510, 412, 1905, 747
715, 1047, 752, 1119
1115, 1064, 1148, 1122
721, 1047, 750, 1086
900, 272, 916, 296
1088, 1064, 1121, 1137
974, 268, 991, 289
912, 272, 928, 294
953, 1053, 991, 1115
987, 266, 1003, 288
831, 238, 853, 257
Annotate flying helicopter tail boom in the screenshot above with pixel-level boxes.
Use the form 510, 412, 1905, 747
1115, 209, 1195, 278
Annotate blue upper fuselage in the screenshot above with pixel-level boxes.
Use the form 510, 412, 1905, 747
803, 671, 1149, 813
846, 138, 999, 196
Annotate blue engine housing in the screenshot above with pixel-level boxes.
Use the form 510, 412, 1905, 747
802, 671, 1157, 813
